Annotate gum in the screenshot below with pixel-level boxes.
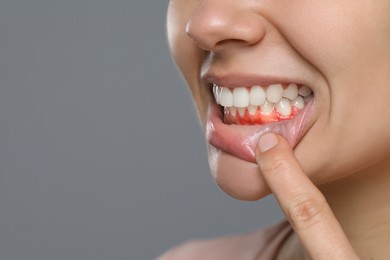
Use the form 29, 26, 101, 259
224, 106, 301, 125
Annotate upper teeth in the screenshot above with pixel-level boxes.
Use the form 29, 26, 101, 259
213, 84, 312, 115
249, 86, 266, 106
266, 84, 284, 103
233, 87, 250, 107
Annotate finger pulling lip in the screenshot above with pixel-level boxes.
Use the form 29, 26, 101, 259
206, 98, 314, 163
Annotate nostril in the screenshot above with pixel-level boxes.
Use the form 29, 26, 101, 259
215, 39, 250, 48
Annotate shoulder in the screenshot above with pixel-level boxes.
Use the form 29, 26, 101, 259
157, 220, 292, 260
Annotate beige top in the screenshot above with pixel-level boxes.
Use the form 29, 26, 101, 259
158, 220, 294, 260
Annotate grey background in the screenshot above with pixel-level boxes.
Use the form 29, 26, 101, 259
0, 1, 283, 259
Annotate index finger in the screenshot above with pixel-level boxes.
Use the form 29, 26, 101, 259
256, 133, 359, 260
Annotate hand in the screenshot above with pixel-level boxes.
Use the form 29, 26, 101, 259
256, 133, 360, 260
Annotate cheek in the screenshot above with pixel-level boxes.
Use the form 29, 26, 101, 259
167, 1, 199, 80
294, 101, 390, 185
167, 1, 209, 123
278, 3, 390, 182
275, 1, 385, 79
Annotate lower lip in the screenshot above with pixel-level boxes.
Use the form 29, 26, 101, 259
206, 99, 314, 163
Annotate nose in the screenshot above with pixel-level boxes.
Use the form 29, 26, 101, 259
186, 1, 266, 51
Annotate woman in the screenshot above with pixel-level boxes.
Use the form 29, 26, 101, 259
160, 1, 390, 259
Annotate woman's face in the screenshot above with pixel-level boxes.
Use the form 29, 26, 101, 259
167, 0, 390, 200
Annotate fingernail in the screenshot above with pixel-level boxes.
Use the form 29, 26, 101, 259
258, 133, 278, 152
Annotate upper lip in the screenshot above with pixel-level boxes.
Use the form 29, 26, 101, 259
202, 72, 310, 89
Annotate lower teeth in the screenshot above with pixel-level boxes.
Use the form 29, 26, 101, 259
223, 94, 312, 125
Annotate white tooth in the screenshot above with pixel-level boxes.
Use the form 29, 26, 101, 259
220, 87, 233, 107
218, 87, 223, 104
216, 86, 222, 104
292, 96, 305, 109
229, 107, 237, 117
260, 100, 274, 115
213, 85, 220, 104
233, 87, 250, 108
249, 86, 266, 106
298, 85, 312, 97
266, 84, 283, 103
247, 105, 258, 115
283, 84, 298, 100
276, 98, 292, 116
238, 107, 246, 117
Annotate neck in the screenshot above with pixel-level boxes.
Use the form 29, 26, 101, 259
319, 160, 390, 259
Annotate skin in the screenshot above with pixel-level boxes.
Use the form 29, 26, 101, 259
162, 0, 390, 259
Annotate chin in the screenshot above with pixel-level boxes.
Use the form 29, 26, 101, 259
208, 144, 271, 201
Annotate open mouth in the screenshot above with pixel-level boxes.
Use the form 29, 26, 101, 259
206, 81, 315, 163
212, 83, 313, 125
